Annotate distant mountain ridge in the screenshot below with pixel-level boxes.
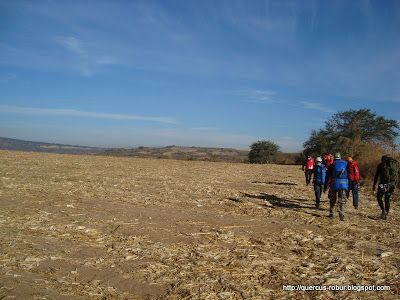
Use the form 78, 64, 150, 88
0, 137, 300, 164
0, 137, 249, 162
0, 137, 105, 154
98, 145, 250, 163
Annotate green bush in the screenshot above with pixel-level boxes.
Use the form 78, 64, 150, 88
248, 140, 281, 164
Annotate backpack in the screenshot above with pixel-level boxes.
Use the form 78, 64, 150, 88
315, 164, 326, 185
324, 154, 334, 169
348, 161, 360, 181
331, 160, 349, 190
381, 157, 399, 183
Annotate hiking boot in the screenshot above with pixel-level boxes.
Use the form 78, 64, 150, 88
328, 211, 333, 218
339, 214, 345, 221
315, 203, 320, 209
354, 205, 358, 209
380, 211, 387, 220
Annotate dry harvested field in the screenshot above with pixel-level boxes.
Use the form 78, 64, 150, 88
0, 150, 399, 299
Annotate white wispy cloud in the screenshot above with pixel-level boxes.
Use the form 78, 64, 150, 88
191, 127, 221, 131
216, 1, 299, 48
301, 101, 334, 113
237, 89, 278, 103
56, 36, 84, 54
0, 105, 177, 124
54, 36, 118, 76
96, 55, 117, 65
252, 90, 276, 103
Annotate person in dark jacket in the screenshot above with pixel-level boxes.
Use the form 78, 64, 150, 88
373, 155, 395, 220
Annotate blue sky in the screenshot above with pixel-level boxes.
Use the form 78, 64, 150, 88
1, 0, 399, 152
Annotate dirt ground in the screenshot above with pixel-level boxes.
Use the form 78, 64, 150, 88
0, 150, 399, 299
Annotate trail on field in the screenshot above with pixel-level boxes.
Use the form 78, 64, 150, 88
0, 150, 399, 299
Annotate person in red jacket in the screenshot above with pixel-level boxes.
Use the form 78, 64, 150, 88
346, 157, 360, 209
302, 156, 315, 186
323, 154, 334, 170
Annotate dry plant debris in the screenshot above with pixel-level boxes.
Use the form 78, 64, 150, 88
0, 150, 399, 299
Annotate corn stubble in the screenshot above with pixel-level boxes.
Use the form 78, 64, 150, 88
0, 150, 399, 299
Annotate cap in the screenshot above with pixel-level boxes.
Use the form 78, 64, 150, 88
347, 157, 353, 161
334, 153, 341, 159
316, 157, 322, 163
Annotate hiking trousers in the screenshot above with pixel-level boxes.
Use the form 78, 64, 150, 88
314, 184, 323, 207
305, 170, 313, 185
328, 189, 347, 221
377, 184, 394, 214
346, 180, 359, 208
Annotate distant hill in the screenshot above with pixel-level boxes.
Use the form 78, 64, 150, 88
97, 145, 250, 163
0, 137, 248, 162
0, 137, 299, 164
0, 137, 105, 154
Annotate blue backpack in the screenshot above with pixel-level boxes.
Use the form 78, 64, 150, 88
315, 164, 326, 185
331, 160, 349, 190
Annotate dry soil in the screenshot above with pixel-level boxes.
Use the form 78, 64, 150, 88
0, 150, 399, 299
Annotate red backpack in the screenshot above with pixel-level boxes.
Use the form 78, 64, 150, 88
348, 161, 360, 181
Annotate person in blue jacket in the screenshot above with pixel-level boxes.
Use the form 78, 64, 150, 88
324, 153, 349, 221
312, 157, 325, 209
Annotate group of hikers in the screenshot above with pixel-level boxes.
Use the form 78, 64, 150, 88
302, 153, 398, 221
